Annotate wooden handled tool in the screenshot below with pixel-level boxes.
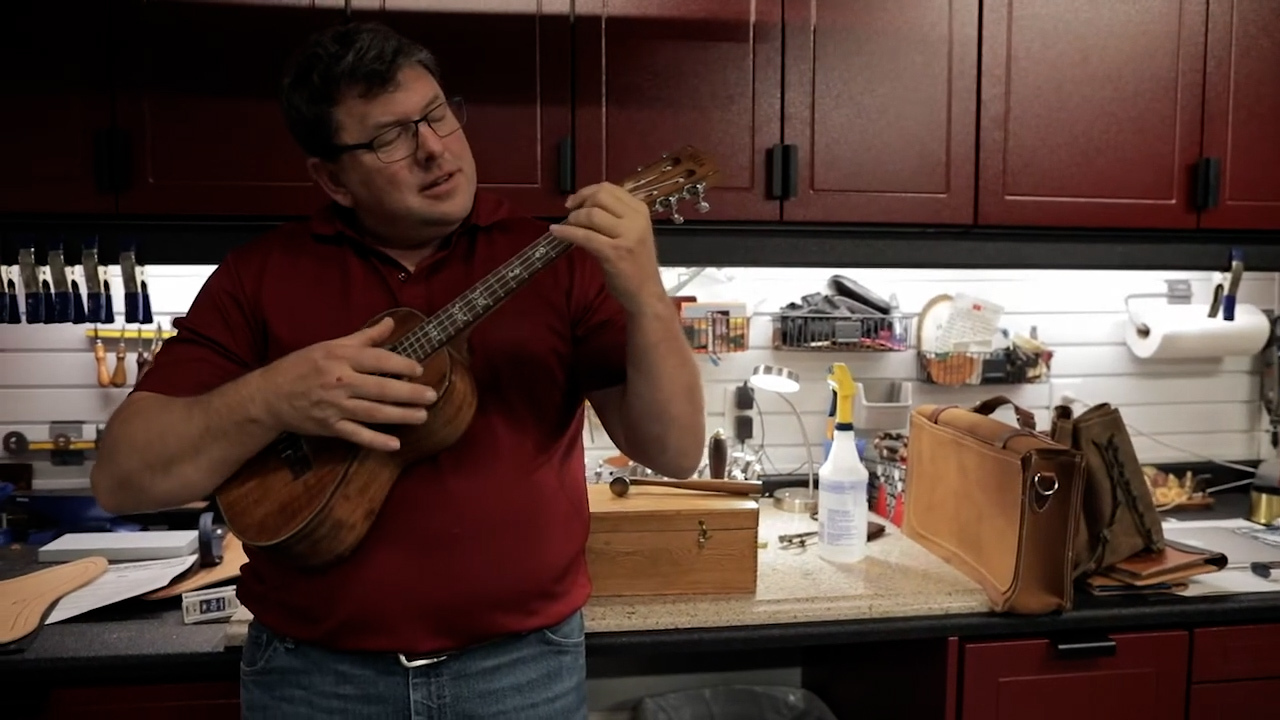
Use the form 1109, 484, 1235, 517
93, 328, 110, 388
111, 339, 128, 387
609, 476, 762, 498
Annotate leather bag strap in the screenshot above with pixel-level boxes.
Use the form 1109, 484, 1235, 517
970, 395, 1037, 431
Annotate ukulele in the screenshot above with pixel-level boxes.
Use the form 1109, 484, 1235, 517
214, 146, 719, 569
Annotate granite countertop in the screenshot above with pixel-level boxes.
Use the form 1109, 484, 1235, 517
582, 503, 989, 633
222, 502, 992, 647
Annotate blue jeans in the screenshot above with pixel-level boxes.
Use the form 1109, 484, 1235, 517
238, 610, 587, 719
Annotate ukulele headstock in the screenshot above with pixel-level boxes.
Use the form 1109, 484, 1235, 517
620, 146, 719, 224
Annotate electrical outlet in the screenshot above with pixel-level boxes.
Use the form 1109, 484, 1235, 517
721, 386, 738, 439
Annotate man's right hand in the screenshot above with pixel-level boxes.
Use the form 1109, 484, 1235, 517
252, 316, 436, 452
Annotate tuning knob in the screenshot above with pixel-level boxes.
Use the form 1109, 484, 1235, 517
670, 205, 685, 224
696, 200, 710, 213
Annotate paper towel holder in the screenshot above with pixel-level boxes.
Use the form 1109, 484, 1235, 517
1125, 279, 1193, 337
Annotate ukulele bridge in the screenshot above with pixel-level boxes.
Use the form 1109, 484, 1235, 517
270, 433, 313, 478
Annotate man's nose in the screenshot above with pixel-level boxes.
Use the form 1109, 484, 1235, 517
415, 122, 446, 161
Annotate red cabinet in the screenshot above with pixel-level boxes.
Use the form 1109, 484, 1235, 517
110, 0, 571, 218
960, 631, 1189, 720
3, 1, 1278, 231
112, 0, 339, 216
355, 1, 574, 218
978, 0, 1208, 229
1199, 0, 1280, 229
0, 1, 117, 215
782, 0, 978, 225
572, 1, 783, 222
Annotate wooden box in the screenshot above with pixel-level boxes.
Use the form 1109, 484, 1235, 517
585, 483, 760, 597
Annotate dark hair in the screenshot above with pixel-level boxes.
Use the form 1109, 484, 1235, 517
281, 21, 442, 160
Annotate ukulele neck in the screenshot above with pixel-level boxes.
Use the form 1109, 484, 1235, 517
391, 232, 573, 362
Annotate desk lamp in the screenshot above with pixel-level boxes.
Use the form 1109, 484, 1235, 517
748, 364, 817, 513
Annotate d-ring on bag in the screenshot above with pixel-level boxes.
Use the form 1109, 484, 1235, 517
903, 396, 1086, 614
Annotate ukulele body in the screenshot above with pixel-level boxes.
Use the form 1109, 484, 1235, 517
214, 307, 478, 569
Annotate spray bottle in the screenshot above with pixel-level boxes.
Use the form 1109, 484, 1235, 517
818, 362, 870, 563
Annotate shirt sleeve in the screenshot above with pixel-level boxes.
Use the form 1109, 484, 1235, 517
567, 248, 629, 394
131, 254, 265, 399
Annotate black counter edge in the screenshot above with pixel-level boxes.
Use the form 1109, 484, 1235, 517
7, 592, 1280, 688
2, 220, 1278, 270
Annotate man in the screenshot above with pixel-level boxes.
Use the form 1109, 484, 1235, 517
89, 20, 705, 720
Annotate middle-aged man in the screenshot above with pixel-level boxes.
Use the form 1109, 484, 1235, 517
90, 19, 705, 720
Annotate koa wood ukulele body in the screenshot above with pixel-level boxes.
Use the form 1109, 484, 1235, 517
215, 147, 719, 569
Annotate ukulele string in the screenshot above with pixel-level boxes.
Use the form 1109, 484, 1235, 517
390, 232, 572, 361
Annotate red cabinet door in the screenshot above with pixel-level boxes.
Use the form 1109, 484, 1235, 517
1199, 0, 1280, 230
112, 0, 340, 216
0, 1, 117, 215
354, 1, 573, 218
1189, 679, 1280, 719
782, 0, 978, 225
978, 0, 1208, 229
573, 1, 783, 222
111, 1, 570, 218
961, 632, 1189, 720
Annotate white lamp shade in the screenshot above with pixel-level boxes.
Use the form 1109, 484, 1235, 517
748, 364, 800, 394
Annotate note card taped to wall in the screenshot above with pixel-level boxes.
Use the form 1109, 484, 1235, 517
935, 294, 1004, 352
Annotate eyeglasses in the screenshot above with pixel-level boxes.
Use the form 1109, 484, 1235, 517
332, 97, 466, 164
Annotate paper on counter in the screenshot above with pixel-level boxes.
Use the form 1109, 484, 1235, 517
46, 554, 199, 624
1176, 569, 1280, 597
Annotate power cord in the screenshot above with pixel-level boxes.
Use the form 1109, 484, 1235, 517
1059, 394, 1259, 494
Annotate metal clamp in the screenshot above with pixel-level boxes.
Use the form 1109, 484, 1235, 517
1124, 279, 1192, 336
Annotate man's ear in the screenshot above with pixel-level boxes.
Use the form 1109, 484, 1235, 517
307, 157, 355, 208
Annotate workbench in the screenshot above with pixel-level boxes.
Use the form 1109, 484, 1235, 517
4, 491, 1280, 719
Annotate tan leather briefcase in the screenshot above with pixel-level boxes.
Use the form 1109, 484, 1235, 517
903, 397, 1086, 614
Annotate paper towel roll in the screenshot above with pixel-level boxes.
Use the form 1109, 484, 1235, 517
1125, 302, 1272, 359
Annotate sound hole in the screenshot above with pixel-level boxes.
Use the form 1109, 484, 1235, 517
271, 432, 313, 478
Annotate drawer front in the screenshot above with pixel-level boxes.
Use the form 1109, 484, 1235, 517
1192, 624, 1280, 683
961, 631, 1189, 720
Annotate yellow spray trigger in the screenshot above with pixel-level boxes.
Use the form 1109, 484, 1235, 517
827, 362, 856, 426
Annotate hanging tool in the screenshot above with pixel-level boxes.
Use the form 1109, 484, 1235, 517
82, 236, 113, 324
1, 265, 13, 324
119, 237, 143, 324
93, 327, 111, 388
136, 324, 156, 380
111, 337, 128, 388
17, 237, 42, 324
46, 238, 72, 324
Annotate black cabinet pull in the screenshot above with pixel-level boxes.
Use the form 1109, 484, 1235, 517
1052, 636, 1117, 660
1194, 156, 1221, 211
767, 143, 784, 199
558, 136, 575, 195
782, 143, 799, 200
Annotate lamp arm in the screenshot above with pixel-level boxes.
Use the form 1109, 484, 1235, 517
778, 393, 816, 492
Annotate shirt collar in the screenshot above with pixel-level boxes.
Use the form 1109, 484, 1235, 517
307, 190, 511, 247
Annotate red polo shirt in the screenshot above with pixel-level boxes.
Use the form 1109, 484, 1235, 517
132, 190, 628, 654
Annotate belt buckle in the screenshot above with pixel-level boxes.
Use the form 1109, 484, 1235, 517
398, 652, 448, 668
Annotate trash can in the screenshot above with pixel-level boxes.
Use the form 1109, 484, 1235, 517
632, 685, 838, 720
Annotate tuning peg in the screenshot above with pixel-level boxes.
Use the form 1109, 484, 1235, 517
696, 200, 710, 213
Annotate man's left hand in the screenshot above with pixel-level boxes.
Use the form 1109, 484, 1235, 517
550, 182, 665, 311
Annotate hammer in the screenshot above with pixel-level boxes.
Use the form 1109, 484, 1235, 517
608, 476, 763, 498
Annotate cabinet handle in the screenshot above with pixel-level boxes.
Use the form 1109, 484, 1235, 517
782, 143, 799, 200
1194, 157, 1221, 211
558, 136, 575, 195
767, 144, 784, 199
1052, 636, 1117, 659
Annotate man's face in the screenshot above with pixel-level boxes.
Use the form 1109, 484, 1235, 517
314, 62, 477, 246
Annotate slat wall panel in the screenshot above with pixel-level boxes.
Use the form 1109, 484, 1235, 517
2, 266, 1275, 487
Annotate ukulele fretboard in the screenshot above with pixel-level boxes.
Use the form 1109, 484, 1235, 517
392, 232, 573, 361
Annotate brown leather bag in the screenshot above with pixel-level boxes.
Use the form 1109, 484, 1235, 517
1049, 403, 1165, 579
903, 397, 1086, 615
